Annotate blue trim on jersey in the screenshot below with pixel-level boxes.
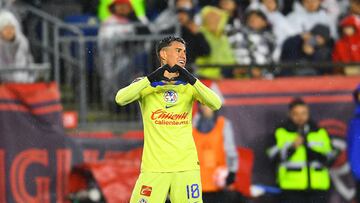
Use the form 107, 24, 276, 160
150, 80, 188, 87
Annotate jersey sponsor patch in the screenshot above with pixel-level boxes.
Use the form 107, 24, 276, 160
140, 185, 152, 197
151, 109, 190, 125
164, 90, 178, 103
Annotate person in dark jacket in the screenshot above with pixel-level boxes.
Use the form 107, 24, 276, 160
176, 6, 210, 66
280, 24, 334, 76
267, 98, 334, 203
347, 84, 360, 203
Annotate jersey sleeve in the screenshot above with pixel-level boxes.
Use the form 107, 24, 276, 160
115, 77, 150, 106
192, 80, 222, 110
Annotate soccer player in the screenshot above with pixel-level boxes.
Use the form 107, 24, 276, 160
115, 36, 222, 203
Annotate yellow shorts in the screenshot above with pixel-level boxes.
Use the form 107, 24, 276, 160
130, 170, 203, 203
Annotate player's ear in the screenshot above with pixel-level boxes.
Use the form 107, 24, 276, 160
159, 49, 167, 62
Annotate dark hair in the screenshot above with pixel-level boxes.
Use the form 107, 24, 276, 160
245, 9, 270, 30
156, 36, 186, 61
289, 97, 307, 110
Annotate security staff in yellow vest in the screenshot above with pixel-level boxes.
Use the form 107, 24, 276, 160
193, 103, 240, 203
267, 98, 334, 203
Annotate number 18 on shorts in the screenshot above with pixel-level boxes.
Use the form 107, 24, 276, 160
130, 170, 203, 203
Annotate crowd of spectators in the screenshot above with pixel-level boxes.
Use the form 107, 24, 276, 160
91, 0, 360, 80
2, 0, 360, 84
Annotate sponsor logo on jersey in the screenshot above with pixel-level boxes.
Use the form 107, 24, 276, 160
151, 109, 190, 125
140, 185, 152, 197
139, 198, 148, 203
164, 90, 178, 103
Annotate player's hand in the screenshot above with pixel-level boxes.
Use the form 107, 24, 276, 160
225, 172, 236, 186
293, 136, 304, 148
172, 64, 197, 85
147, 64, 171, 83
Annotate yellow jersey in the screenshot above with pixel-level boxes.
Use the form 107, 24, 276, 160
115, 78, 222, 172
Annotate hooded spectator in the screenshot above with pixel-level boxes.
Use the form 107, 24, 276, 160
228, 9, 275, 78
287, 0, 337, 38
0, 10, 34, 83
347, 84, 360, 203
195, 6, 236, 80
333, 15, 360, 75
280, 24, 333, 76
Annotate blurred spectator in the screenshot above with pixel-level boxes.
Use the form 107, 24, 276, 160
98, 0, 139, 107
193, 103, 239, 203
349, 0, 360, 15
332, 15, 360, 75
280, 24, 333, 76
149, 0, 197, 34
321, 0, 342, 21
287, 0, 337, 38
347, 84, 360, 203
218, 0, 242, 33
98, 0, 148, 23
176, 7, 210, 66
195, 6, 236, 80
249, 0, 296, 61
0, 10, 34, 83
267, 98, 334, 203
228, 9, 275, 78
279, 0, 296, 15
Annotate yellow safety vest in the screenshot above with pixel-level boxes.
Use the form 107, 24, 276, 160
275, 127, 332, 190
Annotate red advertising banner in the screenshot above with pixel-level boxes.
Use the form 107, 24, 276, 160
0, 82, 142, 203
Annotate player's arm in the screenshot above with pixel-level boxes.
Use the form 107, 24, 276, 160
193, 80, 222, 110
115, 77, 150, 106
115, 65, 170, 106
173, 65, 222, 110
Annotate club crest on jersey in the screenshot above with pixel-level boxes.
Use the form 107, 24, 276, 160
139, 198, 148, 203
164, 90, 178, 103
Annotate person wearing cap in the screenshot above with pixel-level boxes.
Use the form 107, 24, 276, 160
0, 10, 34, 83
267, 98, 334, 203
347, 84, 360, 203
280, 24, 334, 76
98, 0, 148, 23
98, 0, 143, 109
